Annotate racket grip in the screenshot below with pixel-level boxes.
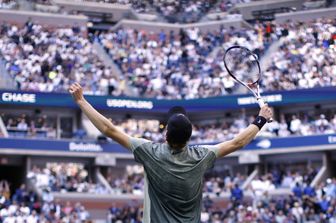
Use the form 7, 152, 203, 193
257, 98, 273, 123
257, 97, 266, 107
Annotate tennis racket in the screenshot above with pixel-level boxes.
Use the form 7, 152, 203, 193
223, 45, 272, 122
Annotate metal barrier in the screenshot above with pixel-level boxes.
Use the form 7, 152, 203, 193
112, 17, 252, 32
0, 59, 15, 90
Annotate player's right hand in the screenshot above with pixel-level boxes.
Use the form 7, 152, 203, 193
69, 83, 84, 103
258, 105, 273, 121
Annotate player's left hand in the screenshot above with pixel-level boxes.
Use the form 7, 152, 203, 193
69, 83, 84, 103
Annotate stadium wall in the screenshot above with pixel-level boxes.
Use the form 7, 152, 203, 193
112, 17, 252, 32
275, 7, 336, 23
234, 0, 303, 20
0, 9, 87, 27
1, 134, 336, 159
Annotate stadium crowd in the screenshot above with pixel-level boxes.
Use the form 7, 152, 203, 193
0, 22, 124, 96
211, 0, 252, 13
251, 166, 319, 197
261, 19, 336, 92
152, 0, 217, 23
105, 165, 247, 197
30, 0, 219, 19
27, 163, 109, 194
26, 0, 330, 21
99, 19, 335, 99
1, 113, 57, 138
99, 25, 267, 99
1, 19, 335, 99
0, 0, 17, 9
110, 111, 336, 143
107, 178, 336, 222
2, 110, 336, 142
0, 180, 90, 222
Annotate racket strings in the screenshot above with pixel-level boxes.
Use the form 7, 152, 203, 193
224, 47, 260, 85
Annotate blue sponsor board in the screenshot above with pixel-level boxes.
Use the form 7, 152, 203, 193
0, 87, 335, 112
245, 134, 336, 150
0, 134, 335, 154
0, 137, 127, 154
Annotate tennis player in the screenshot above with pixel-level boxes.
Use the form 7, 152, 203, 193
69, 83, 273, 223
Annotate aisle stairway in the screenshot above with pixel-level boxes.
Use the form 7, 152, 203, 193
0, 59, 16, 90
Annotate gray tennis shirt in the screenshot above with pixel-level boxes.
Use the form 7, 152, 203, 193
129, 137, 218, 223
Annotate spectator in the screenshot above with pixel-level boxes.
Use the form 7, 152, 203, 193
231, 183, 243, 204
0, 22, 121, 96
304, 183, 316, 197
16, 118, 28, 131
292, 182, 303, 198
289, 115, 301, 135
315, 114, 330, 132
27, 163, 108, 194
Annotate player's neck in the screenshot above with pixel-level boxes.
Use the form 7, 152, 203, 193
168, 143, 186, 151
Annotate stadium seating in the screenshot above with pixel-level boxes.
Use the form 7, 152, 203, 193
0, 180, 90, 222
0, 0, 17, 9
0, 4, 335, 222
2, 111, 336, 141
0, 22, 122, 96
1, 113, 56, 139
261, 19, 336, 92
27, 163, 108, 194
1, 19, 335, 99
107, 178, 336, 222
98, 25, 267, 99
105, 164, 247, 197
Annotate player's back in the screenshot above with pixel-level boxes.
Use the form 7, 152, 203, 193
130, 138, 217, 223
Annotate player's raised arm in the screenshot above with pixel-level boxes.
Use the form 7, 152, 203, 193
69, 83, 130, 149
215, 105, 273, 158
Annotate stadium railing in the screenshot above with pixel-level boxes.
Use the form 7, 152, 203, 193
233, 0, 303, 20
275, 6, 336, 23
0, 8, 249, 32
0, 116, 8, 137
0, 58, 16, 90
0, 9, 87, 27
53, 0, 135, 22
111, 17, 251, 32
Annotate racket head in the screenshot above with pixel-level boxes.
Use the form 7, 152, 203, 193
223, 45, 261, 87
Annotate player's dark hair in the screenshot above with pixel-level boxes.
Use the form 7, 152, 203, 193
166, 113, 192, 146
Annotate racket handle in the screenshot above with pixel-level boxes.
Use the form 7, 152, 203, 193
257, 98, 273, 123
257, 97, 266, 107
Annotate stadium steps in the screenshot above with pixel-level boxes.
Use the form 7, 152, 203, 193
0, 117, 9, 137
311, 152, 333, 187
258, 38, 284, 73
242, 168, 258, 190
96, 169, 114, 194
93, 41, 139, 97
93, 41, 122, 76
0, 59, 16, 90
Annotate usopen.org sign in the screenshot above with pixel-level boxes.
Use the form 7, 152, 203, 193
1, 92, 36, 103
106, 99, 153, 110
